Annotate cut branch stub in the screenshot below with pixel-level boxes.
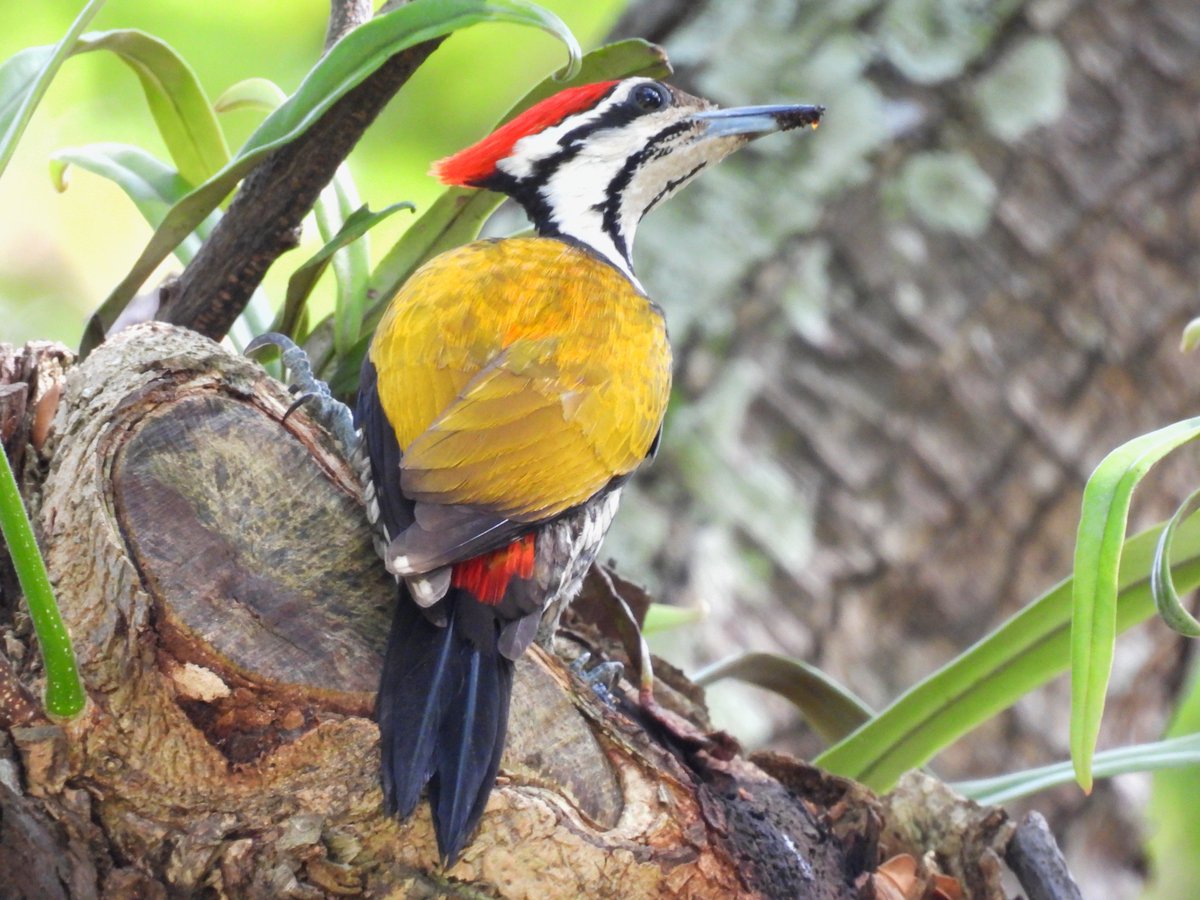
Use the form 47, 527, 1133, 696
111, 391, 391, 756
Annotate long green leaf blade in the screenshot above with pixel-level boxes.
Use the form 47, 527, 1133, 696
0, 442, 85, 719
315, 169, 376, 353
954, 732, 1200, 806
85, 0, 581, 352
815, 513, 1200, 791
0, 0, 107, 179
1071, 417, 1200, 791
236, 1, 580, 164
74, 30, 230, 187
50, 143, 219, 264
693, 652, 874, 745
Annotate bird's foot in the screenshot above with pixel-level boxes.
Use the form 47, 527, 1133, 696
569, 652, 624, 704
245, 332, 357, 453
582, 568, 738, 759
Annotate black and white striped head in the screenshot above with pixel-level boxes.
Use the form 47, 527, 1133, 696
435, 78, 823, 283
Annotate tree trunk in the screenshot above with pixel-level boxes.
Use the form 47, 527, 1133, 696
607, 0, 1200, 893
1, 325, 1036, 898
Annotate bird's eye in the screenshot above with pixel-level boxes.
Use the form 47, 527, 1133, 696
631, 82, 669, 112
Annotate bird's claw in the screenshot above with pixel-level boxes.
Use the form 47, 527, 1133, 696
246, 332, 357, 452
283, 391, 317, 422
570, 652, 624, 704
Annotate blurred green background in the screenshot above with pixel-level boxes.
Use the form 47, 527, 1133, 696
0, 0, 626, 347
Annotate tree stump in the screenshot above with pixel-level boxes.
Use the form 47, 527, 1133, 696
5, 322, 912, 897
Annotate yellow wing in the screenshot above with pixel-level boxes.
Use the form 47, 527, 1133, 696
368, 237, 671, 529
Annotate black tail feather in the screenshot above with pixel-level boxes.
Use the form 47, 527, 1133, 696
377, 591, 513, 864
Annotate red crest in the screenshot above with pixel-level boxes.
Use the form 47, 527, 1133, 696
433, 81, 619, 187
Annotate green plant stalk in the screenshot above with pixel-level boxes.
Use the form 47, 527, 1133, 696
0, 446, 84, 719
1144, 665, 1200, 899
953, 732, 1200, 806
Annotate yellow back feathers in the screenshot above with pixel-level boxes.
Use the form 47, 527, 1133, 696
368, 238, 671, 523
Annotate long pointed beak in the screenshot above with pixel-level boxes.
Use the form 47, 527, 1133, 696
691, 103, 824, 139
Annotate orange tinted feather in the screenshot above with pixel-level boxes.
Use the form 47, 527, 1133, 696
451, 534, 537, 604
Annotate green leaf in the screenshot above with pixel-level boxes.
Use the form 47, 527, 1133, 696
4, 26, 227, 189
214, 77, 287, 114
693, 652, 874, 745
50, 143, 218, 264
1181, 317, 1200, 353
277, 201, 414, 342
814, 512, 1200, 792
0, 0, 107, 179
232, 1, 579, 167
1145, 667, 1200, 898
227, 289, 277, 359
642, 601, 705, 634
84, 0, 582, 355
323, 37, 670, 387
0, 442, 85, 719
73, 30, 230, 187
1151, 488, 1200, 638
954, 732, 1200, 806
316, 168, 378, 353
1071, 417, 1200, 792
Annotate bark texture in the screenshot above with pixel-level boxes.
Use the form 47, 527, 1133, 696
604, 0, 1200, 894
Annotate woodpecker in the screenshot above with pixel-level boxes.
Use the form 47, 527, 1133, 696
354, 78, 822, 863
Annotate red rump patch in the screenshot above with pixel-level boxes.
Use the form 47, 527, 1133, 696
433, 81, 619, 187
452, 533, 537, 604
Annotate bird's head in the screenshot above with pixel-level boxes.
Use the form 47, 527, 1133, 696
433, 78, 823, 281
